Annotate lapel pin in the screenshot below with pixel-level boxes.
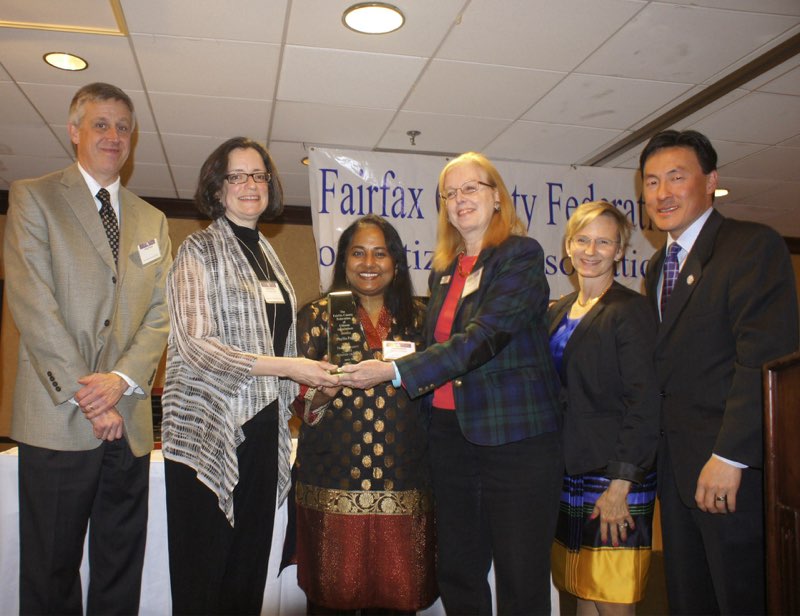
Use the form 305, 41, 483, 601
687, 274, 695, 285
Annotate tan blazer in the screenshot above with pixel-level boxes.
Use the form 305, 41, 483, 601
4, 164, 172, 457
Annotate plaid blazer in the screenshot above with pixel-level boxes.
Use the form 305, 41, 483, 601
397, 235, 561, 446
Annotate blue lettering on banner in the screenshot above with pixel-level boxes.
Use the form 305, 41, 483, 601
543, 254, 575, 276
510, 186, 538, 232
543, 250, 650, 280
317, 167, 425, 220
319, 245, 335, 267
405, 239, 433, 271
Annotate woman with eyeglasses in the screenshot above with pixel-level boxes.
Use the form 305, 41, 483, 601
547, 200, 660, 616
161, 137, 339, 615
340, 152, 563, 615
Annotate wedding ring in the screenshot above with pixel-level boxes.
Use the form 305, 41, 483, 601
715, 495, 727, 502
618, 521, 629, 529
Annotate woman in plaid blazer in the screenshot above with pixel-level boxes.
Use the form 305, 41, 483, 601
341, 152, 563, 615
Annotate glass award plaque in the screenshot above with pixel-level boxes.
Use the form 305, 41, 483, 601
327, 291, 362, 366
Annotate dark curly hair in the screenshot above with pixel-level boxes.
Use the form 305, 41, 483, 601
329, 215, 415, 331
194, 137, 284, 220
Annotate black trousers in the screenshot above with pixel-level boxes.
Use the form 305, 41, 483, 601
18, 439, 149, 616
428, 409, 562, 616
659, 445, 766, 615
165, 404, 279, 615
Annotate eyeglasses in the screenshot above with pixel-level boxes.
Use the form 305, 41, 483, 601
570, 236, 620, 250
440, 180, 494, 201
224, 172, 271, 184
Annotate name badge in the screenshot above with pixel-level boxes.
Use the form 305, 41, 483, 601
260, 281, 285, 304
382, 340, 416, 360
138, 239, 161, 265
440, 275, 452, 285
462, 267, 483, 297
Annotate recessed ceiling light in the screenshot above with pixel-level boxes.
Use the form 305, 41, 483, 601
343, 3, 405, 34
715, 188, 729, 198
43, 52, 88, 71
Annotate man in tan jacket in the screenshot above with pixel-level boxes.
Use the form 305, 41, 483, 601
4, 82, 171, 615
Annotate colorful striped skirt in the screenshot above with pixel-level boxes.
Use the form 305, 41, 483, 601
551, 471, 656, 604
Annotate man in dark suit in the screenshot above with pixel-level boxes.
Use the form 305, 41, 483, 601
641, 129, 798, 614
4, 82, 171, 614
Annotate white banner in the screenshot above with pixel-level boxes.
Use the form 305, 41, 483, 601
308, 148, 664, 299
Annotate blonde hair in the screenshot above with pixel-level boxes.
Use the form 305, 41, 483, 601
565, 200, 632, 252
432, 152, 525, 272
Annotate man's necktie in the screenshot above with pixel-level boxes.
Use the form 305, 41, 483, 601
96, 188, 119, 264
660, 242, 682, 317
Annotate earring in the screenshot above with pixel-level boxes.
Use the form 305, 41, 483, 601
494, 202, 500, 211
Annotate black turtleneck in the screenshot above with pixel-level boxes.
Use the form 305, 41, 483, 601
225, 216, 291, 357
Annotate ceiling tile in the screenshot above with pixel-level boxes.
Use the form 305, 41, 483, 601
669, 87, 750, 131
19, 85, 157, 133
781, 134, 800, 147
405, 60, 565, 120
271, 101, 394, 147
124, 162, 176, 196
278, 46, 425, 108
131, 34, 280, 99
121, 0, 287, 42
379, 111, 511, 154
739, 54, 800, 91
0, 154, 73, 182
437, 0, 646, 71
1, 0, 120, 32
719, 145, 800, 181
0, 125, 69, 158
265, 140, 310, 176
279, 171, 312, 205
485, 121, 622, 164
690, 91, 800, 143
662, 0, 800, 17
126, 132, 168, 166
579, 3, 798, 83
0, 27, 144, 90
162, 134, 237, 167
286, 0, 465, 56
524, 74, 692, 129
757, 65, 800, 96
0, 81, 48, 126
149, 93, 271, 139
170, 164, 201, 195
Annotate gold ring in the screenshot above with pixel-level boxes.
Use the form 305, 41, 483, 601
715, 495, 727, 502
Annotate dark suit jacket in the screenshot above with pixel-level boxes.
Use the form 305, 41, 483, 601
645, 209, 798, 506
397, 235, 561, 446
4, 164, 172, 457
548, 282, 660, 483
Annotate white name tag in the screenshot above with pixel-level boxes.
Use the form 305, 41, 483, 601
138, 239, 161, 265
260, 281, 285, 303
382, 340, 416, 360
462, 267, 483, 297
